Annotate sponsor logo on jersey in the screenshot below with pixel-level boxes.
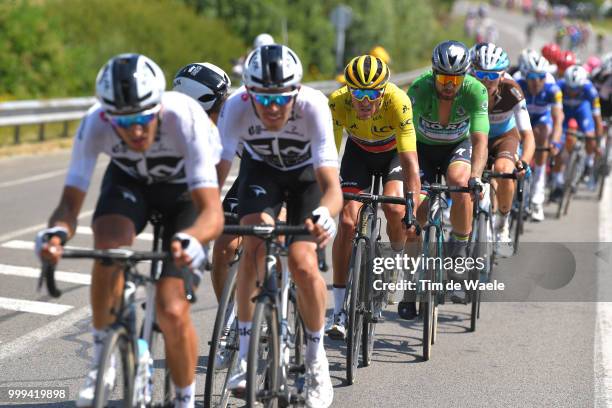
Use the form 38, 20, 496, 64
246, 138, 312, 168
249, 185, 267, 197
418, 117, 470, 141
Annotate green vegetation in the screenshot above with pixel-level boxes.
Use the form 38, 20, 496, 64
0, 0, 461, 100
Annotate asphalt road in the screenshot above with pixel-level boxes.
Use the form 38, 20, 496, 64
1, 3, 612, 408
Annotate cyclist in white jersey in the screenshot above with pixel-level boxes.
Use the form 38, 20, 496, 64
35, 53, 223, 408
216, 44, 341, 408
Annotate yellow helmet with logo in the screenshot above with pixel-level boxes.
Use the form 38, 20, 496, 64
344, 55, 390, 90
368, 46, 391, 65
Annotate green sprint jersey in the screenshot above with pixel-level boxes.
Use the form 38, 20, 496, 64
408, 71, 489, 145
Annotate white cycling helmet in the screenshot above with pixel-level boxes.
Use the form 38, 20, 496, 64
518, 48, 539, 75
96, 53, 166, 115
564, 65, 588, 88
524, 53, 550, 74
471, 42, 510, 71
253, 33, 275, 48
173, 62, 231, 114
243, 44, 303, 89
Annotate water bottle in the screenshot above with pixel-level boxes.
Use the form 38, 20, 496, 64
135, 339, 153, 406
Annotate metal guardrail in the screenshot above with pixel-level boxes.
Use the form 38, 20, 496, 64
0, 67, 426, 144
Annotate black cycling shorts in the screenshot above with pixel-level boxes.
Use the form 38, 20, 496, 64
222, 178, 240, 226
340, 138, 403, 193
417, 139, 472, 183
93, 162, 197, 279
237, 152, 321, 242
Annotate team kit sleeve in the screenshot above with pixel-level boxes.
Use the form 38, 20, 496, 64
469, 81, 490, 135
550, 84, 564, 108
218, 96, 240, 163
389, 86, 417, 153
586, 83, 602, 115
308, 90, 339, 168
178, 98, 220, 190
328, 88, 346, 152
64, 108, 104, 192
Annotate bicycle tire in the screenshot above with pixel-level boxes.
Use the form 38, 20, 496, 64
247, 299, 280, 408
346, 239, 365, 384
93, 325, 135, 408
470, 212, 488, 332
422, 225, 436, 361
362, 222, 381, 368
562, 150, 581, 216
204, 265, 239, 408
144, 323, 173, 408
512, 178, 524, 255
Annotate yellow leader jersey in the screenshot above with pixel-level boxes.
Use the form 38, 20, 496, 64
328, 82, 417, 153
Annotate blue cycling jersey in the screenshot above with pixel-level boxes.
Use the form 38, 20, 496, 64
557, 79, 601, 133
517, 79, 563, 121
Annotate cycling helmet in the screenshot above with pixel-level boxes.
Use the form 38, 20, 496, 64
567, 117, 578, 130
432, 40, 470, 75
368, 45, 391, 65
557, 50, 577, 73
173, 62, 231, 114
96, 53, 166, 115
253, 33, 275, 48
344, 55, 390, 89
518, 48, 539, 75
584, 56, 601, 74
524, 53, 550, 74
564, 65, 588, 88
471, 42, 510, 71
541, 43, 561, 64
242, 44, 302, 89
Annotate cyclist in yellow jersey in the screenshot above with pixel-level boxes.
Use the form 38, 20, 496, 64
325, 55, 421, 340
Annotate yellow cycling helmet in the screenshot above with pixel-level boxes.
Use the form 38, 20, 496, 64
368, 46, 391, 65
344, 55, 390, 90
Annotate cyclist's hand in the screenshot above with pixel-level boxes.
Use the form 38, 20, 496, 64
35, 226, 68, 265
516, 159, 530, 178
171, 232, 206, 270
468, 177, 485, 201
307, 206, 337, 248
550, 141, 562, 157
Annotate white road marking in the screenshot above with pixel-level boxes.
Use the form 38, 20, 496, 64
0, 264, 90, 285
0, 169, 67, 189
595, 175, 612, 407
0, 305, 90, 362
1, 240, 89, 251
0, 209, 95, 243
0, 296, 73, 316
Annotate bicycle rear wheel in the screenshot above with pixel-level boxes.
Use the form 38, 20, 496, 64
93, 325, 135, 408
422, 225, 437, 361
346, 239, 365, 384
204, 265, 239, 408
247, 299, 280, 408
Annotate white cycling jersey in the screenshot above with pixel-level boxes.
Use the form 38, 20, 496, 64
65, 91, 220, 192
218, 85, 338, 171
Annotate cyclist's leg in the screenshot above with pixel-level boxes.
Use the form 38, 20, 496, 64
287, 171, 333, 407
576, 108, 598, 186
228, 153, 284, 391
77, 163, 147, 406
154, 186, 202, 405
381, 152, 406, 251
532, 117, 552, 218
446, 139, 473, 241
329, 140, 370, 336
491, 130, 520, 241
211, 180, 241, 301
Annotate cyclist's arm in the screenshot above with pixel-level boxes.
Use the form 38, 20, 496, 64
589, 87, 604, 137
314, 166, 342, 217
469, 83, 490, 177
48, 186, 87, 239
513, 100, 535, 164
217, 97, 239, 185
550, 88, 564, 144
216, 159, 232, 188
181, 186, 224, 244
398, 152, 421, 209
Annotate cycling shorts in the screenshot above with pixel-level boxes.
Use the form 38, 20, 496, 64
93, 162, 197, 279
488, 128, 520, 162
417, 138, 472, 184
563, 107, 596, 134
339, 138, 403, 193
530, 113, 553, 131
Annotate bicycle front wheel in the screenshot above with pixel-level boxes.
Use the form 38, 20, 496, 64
247, 299, 280, 408
204, 265, 239, 408
422, 225, 437, 361
470, 212, 488, 332
346, 239, 365, 384
93, 325, 135, 408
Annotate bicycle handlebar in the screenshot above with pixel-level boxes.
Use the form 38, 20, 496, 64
222, 224, 310, 237
343, 192, 405, 205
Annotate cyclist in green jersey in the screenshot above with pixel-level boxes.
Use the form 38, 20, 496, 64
398, 41, 490, 319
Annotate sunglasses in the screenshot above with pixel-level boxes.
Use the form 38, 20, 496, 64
350, 88, 383, 101
435, 73, 465, 87
473, 70, 502, 81
251, 90, 298, 107
108, 105, 160, 129
526, 72, 546, 80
